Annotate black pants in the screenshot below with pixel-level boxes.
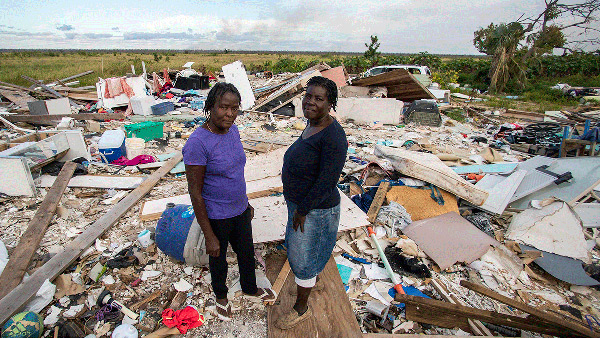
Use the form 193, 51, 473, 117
208, 207, 257, 299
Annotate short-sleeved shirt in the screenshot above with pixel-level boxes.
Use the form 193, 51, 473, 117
182, 124, 248, 220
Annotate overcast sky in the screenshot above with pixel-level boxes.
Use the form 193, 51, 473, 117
0, 0, 596, 54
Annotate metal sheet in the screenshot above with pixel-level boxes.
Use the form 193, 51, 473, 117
520, 244, 599, 286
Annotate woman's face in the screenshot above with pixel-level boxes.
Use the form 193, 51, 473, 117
210, 91, 240, 130
302, 85, 331, 120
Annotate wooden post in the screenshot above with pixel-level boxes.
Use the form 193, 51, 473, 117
0, 162, 77, 299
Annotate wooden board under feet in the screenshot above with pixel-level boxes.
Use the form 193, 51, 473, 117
266, 253, 362, 338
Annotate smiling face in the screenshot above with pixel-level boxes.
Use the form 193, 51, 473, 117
209, 91, 240, 131
302, 85, 332, 121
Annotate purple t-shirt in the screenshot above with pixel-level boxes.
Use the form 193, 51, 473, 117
182, 124, 248, 220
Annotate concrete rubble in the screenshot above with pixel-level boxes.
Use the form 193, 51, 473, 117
1, 61, 599, 338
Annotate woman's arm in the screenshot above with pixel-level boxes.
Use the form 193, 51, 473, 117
185, 164, 220, 257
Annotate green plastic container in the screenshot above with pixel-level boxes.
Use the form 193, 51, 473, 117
125, 121, 164, 141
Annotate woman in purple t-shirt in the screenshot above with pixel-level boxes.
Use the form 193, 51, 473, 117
183, 82, 276, 321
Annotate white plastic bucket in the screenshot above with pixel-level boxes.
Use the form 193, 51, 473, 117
125, 137, 145, 159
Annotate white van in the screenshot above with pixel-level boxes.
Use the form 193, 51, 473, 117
362, 65, 432, 86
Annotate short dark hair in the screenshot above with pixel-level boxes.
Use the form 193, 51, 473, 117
204, 82, 242, 114
306, 76, 338, 111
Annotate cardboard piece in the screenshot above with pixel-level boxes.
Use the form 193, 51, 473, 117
506, 201, 590, 263
402, 212, 499, 270
375, 145, 489, 206
520, 244, 599, 286
385, 186, 458, 221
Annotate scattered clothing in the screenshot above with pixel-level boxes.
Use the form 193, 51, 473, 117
110, 155, 155, 166
162, 306, 204, 334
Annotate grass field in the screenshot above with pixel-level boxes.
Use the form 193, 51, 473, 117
0, 51, 320, 88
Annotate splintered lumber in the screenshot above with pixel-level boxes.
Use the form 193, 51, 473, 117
21, 75, 78, 107
362, 335, 501, 338
0, 89, 36, 111
430, 279, 493, 336
266, 259, 290, 306
0, 162, 77, 300
0, 154, 182, 325
367, 181, 390, 223
460, 280, 596, 338
266, 254, 362, 338
396, 294, 589, 338
5, 113, 125, 124
351, 69, 435, 101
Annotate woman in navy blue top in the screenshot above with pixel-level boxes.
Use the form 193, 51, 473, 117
277, 76, 348, 329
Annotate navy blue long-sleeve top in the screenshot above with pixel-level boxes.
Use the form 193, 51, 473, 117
282, 119, 348, 216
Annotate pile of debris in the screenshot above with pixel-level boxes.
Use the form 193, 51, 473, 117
0, 60, 599, 338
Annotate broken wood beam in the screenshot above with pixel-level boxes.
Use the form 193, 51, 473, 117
367, 181, 390, 223
0, 154, 183, 325
266, 259, 290, 306
396, 294, 588, 338
430, 279, 493, 336
459, 280, 596, 338
0, 162, 77, 300
4, 113, 125, 124
129, 290, 161, 311
21, 75, 78, 107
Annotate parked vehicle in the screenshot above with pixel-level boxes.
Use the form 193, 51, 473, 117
361, 65, 432, 86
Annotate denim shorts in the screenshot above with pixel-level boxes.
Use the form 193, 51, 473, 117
285, 200, 340, 280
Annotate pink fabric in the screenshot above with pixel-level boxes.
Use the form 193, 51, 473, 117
111, 155, 155, 166
121, 78, 135, 97
104, 78, 124, 98
152, 72, 162, 93
162, 306, 204, 334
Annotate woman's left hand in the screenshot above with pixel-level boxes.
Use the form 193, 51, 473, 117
248, 203, 254, 219
292, 211, 306, 232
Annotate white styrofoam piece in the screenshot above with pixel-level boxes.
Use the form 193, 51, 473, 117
0, 157, 36, 196
476, 170, 527, 214
574, 203, 600, 228
509, 156, 557, 202
45, 97, 70, 115
335, 98, 404, 125
222, 61, 255, 110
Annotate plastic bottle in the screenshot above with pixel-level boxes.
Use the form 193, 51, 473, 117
111, 324, 138, 338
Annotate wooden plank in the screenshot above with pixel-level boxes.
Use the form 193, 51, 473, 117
265, 92, 304, 115
0, 154, 182, 326
430, 279, 493, 336
247, 186, 283, 199
38, 175, 145, 190
0, 89, 36, 111
459, 280, 595, 338
0, 162, 77, 300
396, 294, 590, 338
405, 301, 472, 332
66, 92, 98, 101
367, 181, 390, 223
266, 259, 291, 306
5, 113, 125, 124
266, 255, 362, 338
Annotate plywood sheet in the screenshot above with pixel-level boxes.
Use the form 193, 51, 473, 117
402, 212, 499, 270
320, 66, 348, 88
385, 186, 458, 221
351, 68, 435, 101
266, 254, 362, 338
38, 175, 145, 189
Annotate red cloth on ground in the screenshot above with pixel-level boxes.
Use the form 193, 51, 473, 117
111, 155, 155, 166
161, 306, 204, 334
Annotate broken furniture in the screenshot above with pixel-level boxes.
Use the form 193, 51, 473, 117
0, 131, 90, 196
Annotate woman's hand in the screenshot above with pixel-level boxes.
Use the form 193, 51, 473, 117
292, 210, 306, 232
205, 234, 221, 257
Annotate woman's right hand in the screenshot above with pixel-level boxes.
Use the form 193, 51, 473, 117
206, 234, 221, 257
